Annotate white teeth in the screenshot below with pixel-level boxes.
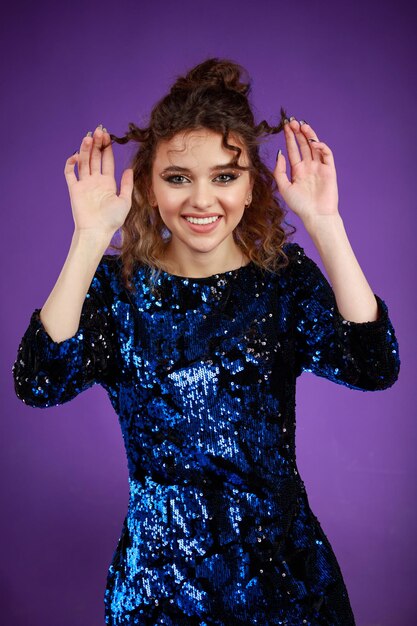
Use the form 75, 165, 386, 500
185, 216, 220, 225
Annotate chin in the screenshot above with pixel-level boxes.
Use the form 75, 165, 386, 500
186, 240, 225, 254
175, 232, 229, 251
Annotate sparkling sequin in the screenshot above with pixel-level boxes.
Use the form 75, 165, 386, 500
12, 242, 400, 625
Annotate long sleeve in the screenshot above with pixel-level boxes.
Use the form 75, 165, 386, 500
12, 257, 119, 408
286, 243, 400, 391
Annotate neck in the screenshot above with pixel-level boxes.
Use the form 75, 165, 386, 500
161, 240, 247, 278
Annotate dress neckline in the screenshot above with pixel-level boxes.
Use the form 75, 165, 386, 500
157, 260, 255, 283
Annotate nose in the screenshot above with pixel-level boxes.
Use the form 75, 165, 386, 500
189, 180, 215, 210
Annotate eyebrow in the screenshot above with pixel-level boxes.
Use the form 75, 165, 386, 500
160, 162, 247, 175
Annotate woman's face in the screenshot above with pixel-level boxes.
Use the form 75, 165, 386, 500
149, 128, 253, 263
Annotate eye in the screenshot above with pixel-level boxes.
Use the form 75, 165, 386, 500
165, 175, 189, 185
214, 173, 239, 184
163, 171, 240, 185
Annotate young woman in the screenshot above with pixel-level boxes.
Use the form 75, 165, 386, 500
13, 58, 400, 625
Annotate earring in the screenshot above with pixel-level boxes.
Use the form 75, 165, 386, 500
245, 194, 252, 207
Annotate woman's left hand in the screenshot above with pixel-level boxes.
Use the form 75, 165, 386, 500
273, 118, 340, 229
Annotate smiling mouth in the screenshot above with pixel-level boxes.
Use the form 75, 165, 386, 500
183, 216, 221, 225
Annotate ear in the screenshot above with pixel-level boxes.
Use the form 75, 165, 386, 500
147, 187, 157, 207
248, 173, 255, 193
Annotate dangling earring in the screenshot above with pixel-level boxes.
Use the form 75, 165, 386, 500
245, 194, 252, 208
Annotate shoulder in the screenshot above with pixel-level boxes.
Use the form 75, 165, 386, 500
278, 241, 310, 275
279, 241, 326, 289
89, 253, 123, 295
101, 253, 122, 272
282, 241, 306, 261
282, 241, 323, 268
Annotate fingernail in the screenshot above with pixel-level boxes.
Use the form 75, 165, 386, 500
72, 150, 78, 155
289, 116, 296, 121
86, 131, 93, 137
276, 149, 282, 160
308, 138, 318, 143
283, 118, 289, 125
102, 127, 107, 133
299, 120, 305, 125
98, 124, 103, 130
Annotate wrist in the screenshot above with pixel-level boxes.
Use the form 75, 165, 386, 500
303, 212, 345, 239
72, 228, 115, 249
304, 214, 351, 263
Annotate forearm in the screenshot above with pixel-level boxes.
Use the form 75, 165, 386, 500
304, 214, 379, 323
40, 229, 113, 342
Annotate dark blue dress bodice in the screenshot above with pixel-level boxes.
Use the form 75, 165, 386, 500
13, 242, 400, 625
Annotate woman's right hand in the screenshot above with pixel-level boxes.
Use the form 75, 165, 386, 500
64, 125, 134, 238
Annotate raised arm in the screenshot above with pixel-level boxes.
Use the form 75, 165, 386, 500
275, 117, 400, 390
275, 116, 380, 323
13, 125, 133, 407
41, 125, 133, 341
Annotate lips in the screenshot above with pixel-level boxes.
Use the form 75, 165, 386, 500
182, 215, 222, 232
185, 215, 220, 225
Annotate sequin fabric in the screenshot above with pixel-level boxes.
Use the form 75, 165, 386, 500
12, 242, 400, 625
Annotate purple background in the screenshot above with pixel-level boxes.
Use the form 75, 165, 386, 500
2, 0, 415, 624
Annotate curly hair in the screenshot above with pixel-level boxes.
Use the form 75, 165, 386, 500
106, 57, 296, 292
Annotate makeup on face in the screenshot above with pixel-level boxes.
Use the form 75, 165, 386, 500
149, 129, 253, 274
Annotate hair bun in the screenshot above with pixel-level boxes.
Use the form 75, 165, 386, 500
171, 57, 251, 96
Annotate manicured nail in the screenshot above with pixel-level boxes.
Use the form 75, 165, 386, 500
308, 138, 318, 143
299, 120, 306, 125
283, 118, 289, 125
98, 124, 103, 130
86, 131, 93, 137
289, 116, 296, 121
276, 149, 282, 160
102, 127, 107, 133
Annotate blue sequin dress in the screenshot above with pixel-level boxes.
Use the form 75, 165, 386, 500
13, 242, 400, 625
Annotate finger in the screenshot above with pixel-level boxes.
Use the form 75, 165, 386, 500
78, 133, 93, 180
289, 118, 313, 162
310, 141, 335, 167
64, 153, 79, 188
299, 122, 320, 160
273, 150, 291, 194
101, 129, 115, 177
90, 126, 104, 175
283, 119, 302, 167
119, 168, 134, 205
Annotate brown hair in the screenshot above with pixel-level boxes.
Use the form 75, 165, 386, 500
107, 57, 296, 292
